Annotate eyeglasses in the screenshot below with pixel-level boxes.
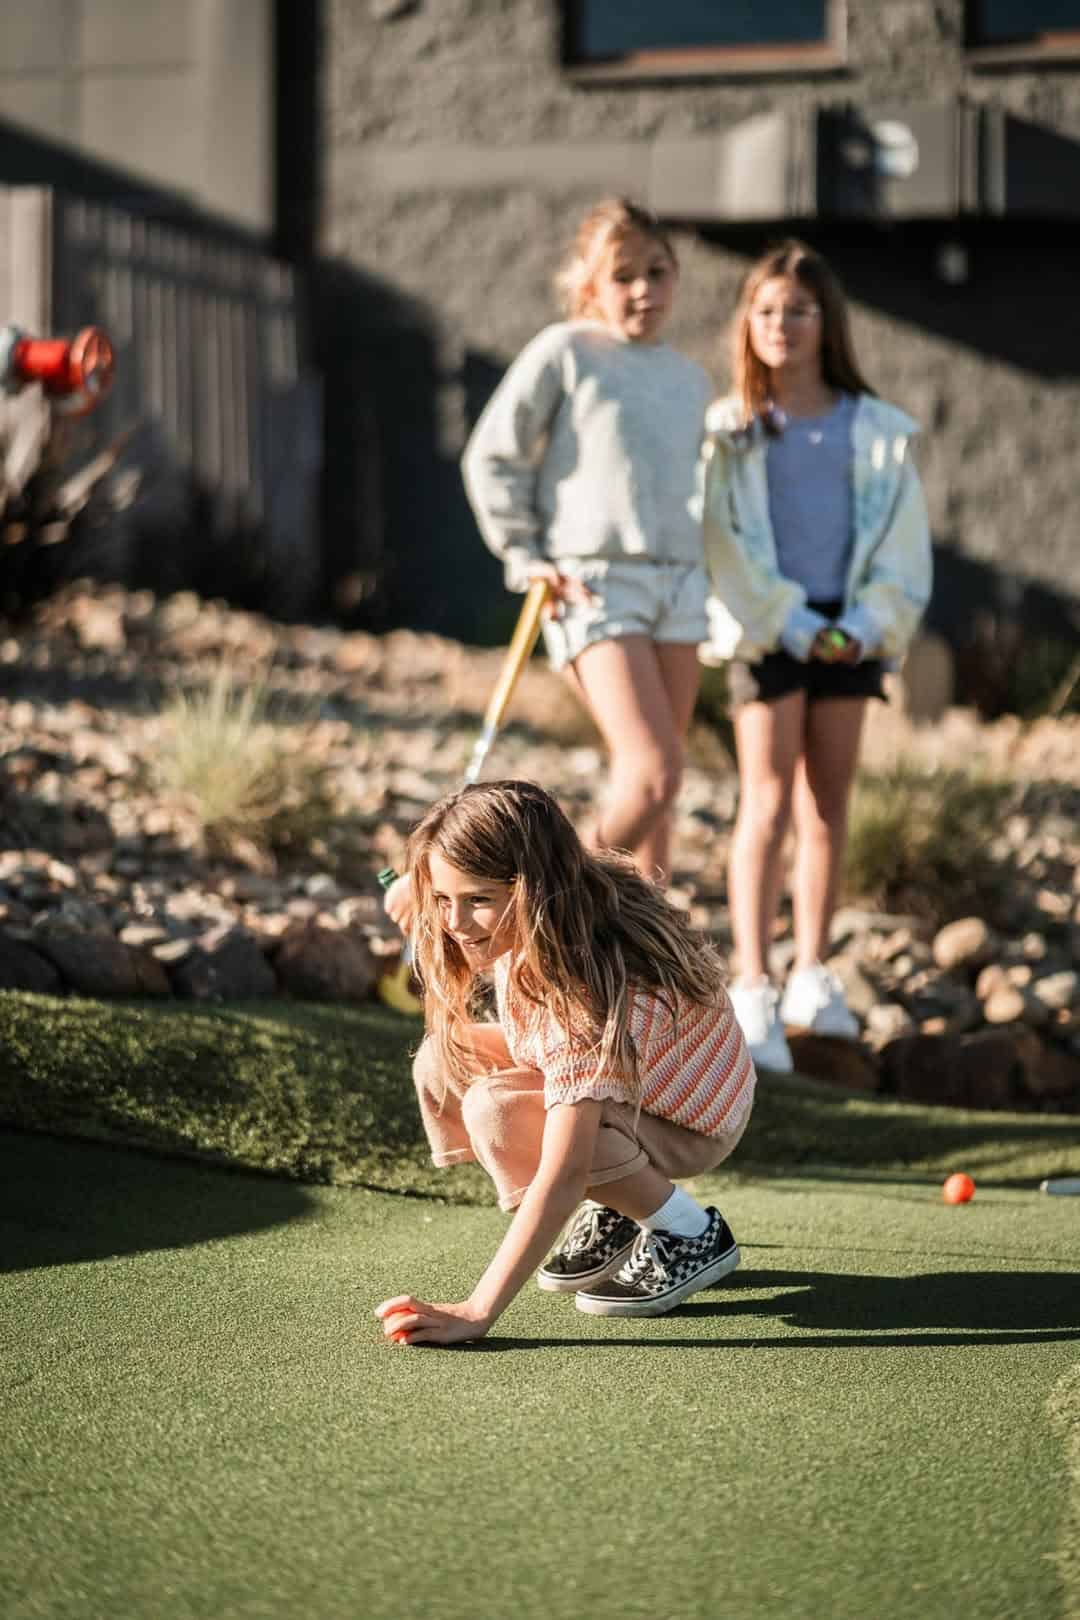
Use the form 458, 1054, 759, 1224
750, 304, 821, 324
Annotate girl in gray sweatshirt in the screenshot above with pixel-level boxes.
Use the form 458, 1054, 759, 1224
461, 197, 713, 884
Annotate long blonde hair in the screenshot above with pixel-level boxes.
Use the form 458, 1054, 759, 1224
407, 780, 726, 1088
731, 238, 874, 426
555, 197, 678, 320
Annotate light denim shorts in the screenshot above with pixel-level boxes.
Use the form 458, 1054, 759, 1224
540, 558, 710, 672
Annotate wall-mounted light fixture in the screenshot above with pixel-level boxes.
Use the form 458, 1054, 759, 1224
936, 240, 969, 285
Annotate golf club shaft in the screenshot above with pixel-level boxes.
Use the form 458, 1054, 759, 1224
464, 577, 550, 785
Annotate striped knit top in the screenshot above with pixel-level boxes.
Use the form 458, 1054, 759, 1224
492, 956, 756, 1141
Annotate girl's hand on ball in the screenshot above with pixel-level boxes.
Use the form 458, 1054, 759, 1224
375, 1294, 492, 1347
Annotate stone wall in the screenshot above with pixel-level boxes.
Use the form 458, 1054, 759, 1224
321, 0, 1080, 652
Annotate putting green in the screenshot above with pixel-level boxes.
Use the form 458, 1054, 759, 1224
2, 1131, 1078, 1620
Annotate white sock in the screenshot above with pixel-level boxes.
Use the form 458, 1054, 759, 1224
638, 1186, 710, 1239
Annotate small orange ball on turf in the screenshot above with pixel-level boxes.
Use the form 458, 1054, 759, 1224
383, 1310, 411, 1343
943, 1172, 975, 1204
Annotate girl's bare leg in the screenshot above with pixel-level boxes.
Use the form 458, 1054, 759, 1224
586, 1164, 673, 1221
790, 697, 868, 969
571, 636, 700, 883
728, 691, 805, 982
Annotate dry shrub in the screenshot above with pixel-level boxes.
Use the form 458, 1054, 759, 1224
153, 666, 334, 856
844, 760, 1013, 922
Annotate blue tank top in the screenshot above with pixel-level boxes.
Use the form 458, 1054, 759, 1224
766, 393, 856, 602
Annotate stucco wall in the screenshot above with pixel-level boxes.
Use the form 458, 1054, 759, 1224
322, 0, 1080, 644
0, 0, 272, 230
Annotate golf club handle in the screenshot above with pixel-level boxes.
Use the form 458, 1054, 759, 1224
464, 577, 550, 785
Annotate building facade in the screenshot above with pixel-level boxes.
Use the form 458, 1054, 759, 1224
1, 1, 1078, 697
321, 0, 1080, 695
0, 2, 272, 231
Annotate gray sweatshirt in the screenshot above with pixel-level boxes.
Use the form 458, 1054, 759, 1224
462, 320, 713, 591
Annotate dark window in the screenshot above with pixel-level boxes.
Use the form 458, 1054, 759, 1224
968, 0, 1080, 48
562, 1, 844, 76
568, 1, 828, 57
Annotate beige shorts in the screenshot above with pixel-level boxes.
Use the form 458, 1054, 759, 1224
414, 1040, 750, 1211
540, 559, 710, 672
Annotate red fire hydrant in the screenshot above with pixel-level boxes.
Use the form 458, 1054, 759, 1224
0, 324, 115, 415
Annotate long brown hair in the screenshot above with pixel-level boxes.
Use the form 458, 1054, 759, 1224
406, 780, 726, 1088
731, 239, 874, 426
555, 197, 678, 320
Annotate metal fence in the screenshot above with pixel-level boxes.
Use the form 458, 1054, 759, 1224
0, 185, 322, 616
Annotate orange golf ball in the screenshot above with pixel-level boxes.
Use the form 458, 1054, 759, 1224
943, 1172, 975, 1204
383, 1310, 412, 1344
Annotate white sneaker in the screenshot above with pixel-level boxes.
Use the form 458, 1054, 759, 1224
728, 980, 793, 1073
781, 963, 860, 1039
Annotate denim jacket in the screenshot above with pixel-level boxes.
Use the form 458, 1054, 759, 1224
700, 392, 932, 665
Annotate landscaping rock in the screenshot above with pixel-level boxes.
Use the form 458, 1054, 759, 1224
975, 962, 1010, 1001
786, 1033, 881, 1092
1019, 1041, 1080, 1101
829, 908, 929, 950
166, 925, 277, 1001
983, 985, 1050, 1027
824, 954, 879, 1019
863, 1001, 917, 1047
932, 917, 997, 973
32, 925, 167, 998
1031, 970, 1079, 1012
0, 930, 63, 993
271, 921, 378, 1002
880, 1025, 1045, 1110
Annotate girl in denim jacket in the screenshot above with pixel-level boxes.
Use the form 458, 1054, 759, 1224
701, 240, 932, 1072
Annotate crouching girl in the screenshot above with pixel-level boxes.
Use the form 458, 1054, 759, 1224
375, 780, 755, 1346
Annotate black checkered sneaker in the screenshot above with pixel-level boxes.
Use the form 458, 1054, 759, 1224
574, 1207, 740, 1317
537, 1201, 641, 1293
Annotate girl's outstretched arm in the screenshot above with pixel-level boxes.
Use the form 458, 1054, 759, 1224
375, 1099, 602, 1347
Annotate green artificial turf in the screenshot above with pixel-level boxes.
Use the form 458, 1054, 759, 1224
1, 990, 1078, 1194
2, 1130, 1078, 1620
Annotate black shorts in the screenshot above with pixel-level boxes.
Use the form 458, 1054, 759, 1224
727, 599, 886, 710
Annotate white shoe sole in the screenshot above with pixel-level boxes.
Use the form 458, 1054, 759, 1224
574, 1243, 741, 1317
536, 1238, 637, 1293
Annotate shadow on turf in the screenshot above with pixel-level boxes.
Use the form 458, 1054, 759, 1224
0, 1129, 317, 1272
453, 1268, 1080, 1351
682, 1267, 1080, 1335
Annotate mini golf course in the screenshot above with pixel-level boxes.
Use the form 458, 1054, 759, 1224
1, 995, 1078, 1620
